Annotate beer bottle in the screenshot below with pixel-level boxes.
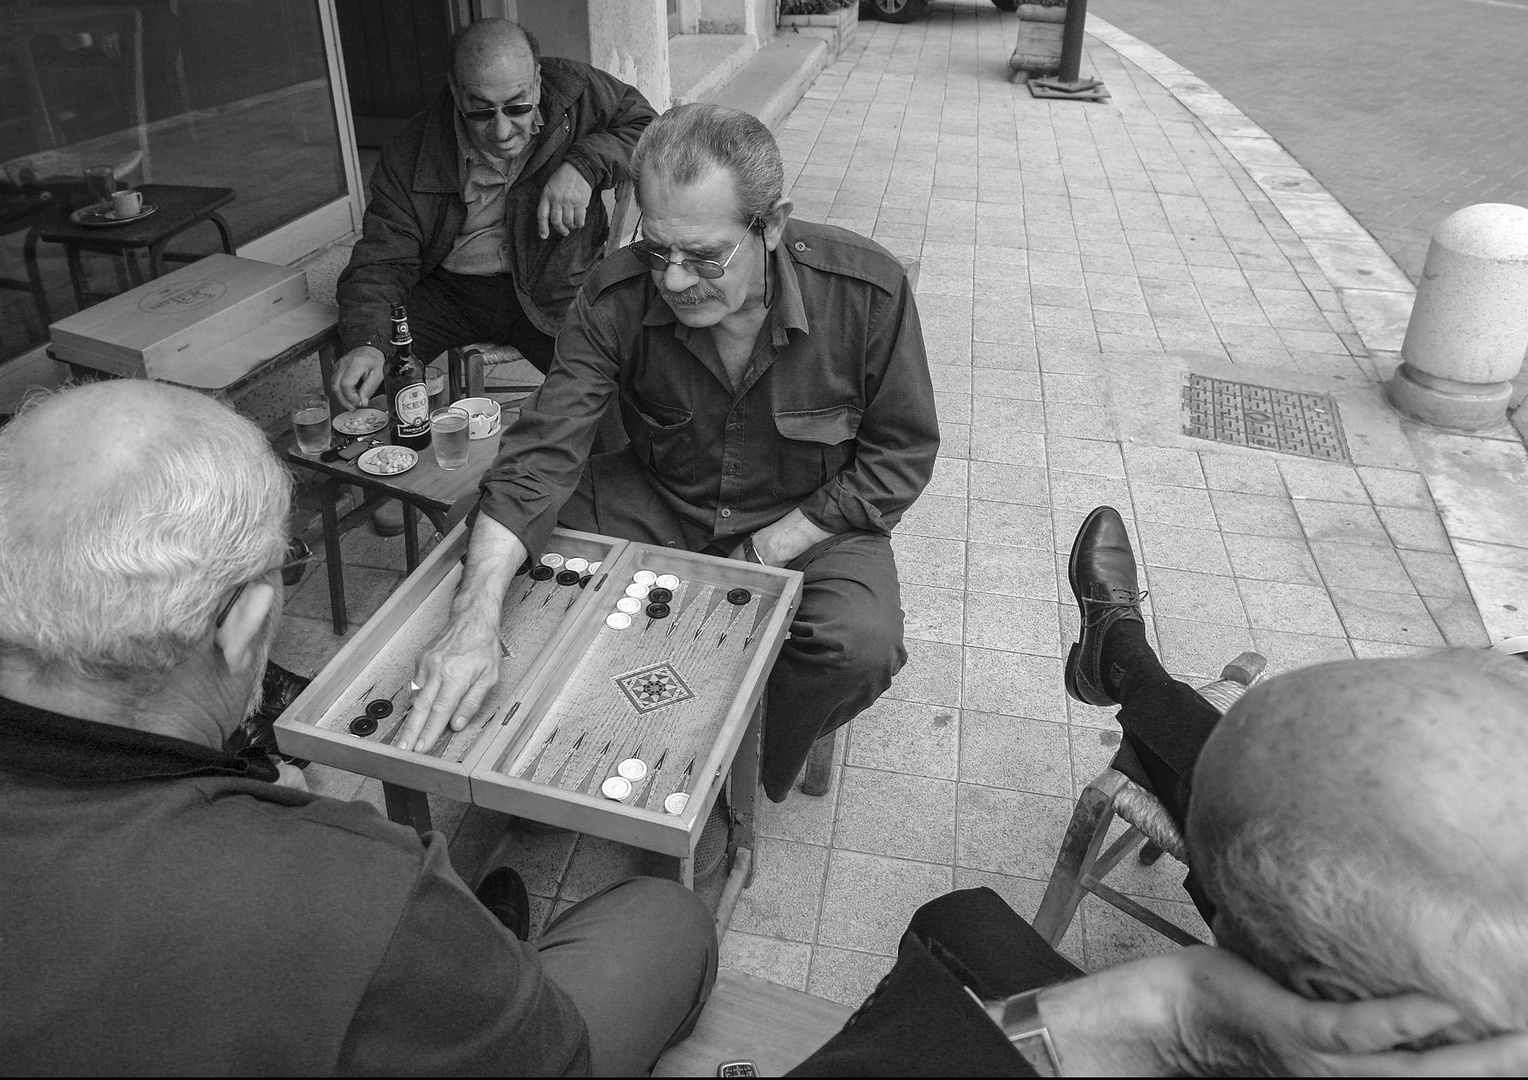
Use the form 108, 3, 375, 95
384, 304, 431, 450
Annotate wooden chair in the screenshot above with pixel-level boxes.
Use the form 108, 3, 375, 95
1031, 651, 1266, 949
653, 968, 851, 1077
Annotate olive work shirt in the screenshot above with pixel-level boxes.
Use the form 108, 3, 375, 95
0, 695, 591, 1076
477, 219, 939, 559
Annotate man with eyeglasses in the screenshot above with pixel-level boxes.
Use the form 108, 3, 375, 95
395, 104, 939, 806
0, 380, 718, 1074
331, 18, 655, 410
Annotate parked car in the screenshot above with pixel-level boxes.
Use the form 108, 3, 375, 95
862, 0, 1017, 24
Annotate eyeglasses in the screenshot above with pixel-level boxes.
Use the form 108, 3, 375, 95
213, 539, 312, 629
457, 101, 536, 123
628, 215, 757, 280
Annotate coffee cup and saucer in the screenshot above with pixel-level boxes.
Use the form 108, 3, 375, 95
70, 188, 158, 227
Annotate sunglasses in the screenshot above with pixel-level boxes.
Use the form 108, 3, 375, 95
457, 101, 536, 123
628, 215, 758, 280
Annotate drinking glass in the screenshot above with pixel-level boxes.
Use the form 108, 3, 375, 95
431, 407, 470, 470
292, 393, 331, 454
83, 165, 115, 203
425, 364, 450, 412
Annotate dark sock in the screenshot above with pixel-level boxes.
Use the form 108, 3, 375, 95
1100, 618, 1171, 700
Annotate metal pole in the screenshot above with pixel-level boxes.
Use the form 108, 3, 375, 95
1057, 0, 1088, 83
1028, 0, 1109, 101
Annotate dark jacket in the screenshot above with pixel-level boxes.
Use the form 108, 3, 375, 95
0, 695, 590, 1075
336, 57, 656, 353
479, 219, 939, 559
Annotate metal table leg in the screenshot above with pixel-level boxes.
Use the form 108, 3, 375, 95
22, 227, 51, 326
403, 502, 421, 570
320, 477, 347, 635
383, 782, 433, 836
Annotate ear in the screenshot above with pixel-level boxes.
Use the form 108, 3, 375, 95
761, 197, 794, 252
213, 579, 277, 677
1287, 962, 1370, 1004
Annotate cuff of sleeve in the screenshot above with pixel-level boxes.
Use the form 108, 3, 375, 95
800, 487, 890, 537
561, 150, 602, 192
475, 484, 555, 564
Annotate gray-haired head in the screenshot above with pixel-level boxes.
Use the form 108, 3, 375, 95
631, 103, 785, 226
1188, 652, 1528, 1037
0, 381, 291, 687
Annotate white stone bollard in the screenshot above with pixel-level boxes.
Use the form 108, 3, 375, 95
1388, 203, 1528, 431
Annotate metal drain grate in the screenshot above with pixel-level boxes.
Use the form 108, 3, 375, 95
1182, 375, 1350, 462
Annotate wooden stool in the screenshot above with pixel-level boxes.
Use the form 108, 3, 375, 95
1031, 651, 1266, 949
653, 969, 850, 1077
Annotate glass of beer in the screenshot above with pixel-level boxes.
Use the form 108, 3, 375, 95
431, 407, 470, 470
425, 364, 450, 412
292, 393, 331, 454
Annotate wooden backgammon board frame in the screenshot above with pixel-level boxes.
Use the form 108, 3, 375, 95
277, 522, 804, 912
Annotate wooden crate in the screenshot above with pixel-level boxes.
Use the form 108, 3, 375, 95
468, 545, 803, 859
48, 254, 308, 382
275, 525, 628, 802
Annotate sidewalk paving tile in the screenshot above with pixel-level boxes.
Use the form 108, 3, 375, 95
846, 697, 959, 780
834, 769, 957, 864
818, 849, 953, 955
806, 945, 895, 1008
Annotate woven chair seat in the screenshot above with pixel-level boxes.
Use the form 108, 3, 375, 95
1033, 652, 1266, 950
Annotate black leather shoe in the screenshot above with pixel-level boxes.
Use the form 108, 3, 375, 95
1065, 506, 1147, 707
474, 866, 531, 941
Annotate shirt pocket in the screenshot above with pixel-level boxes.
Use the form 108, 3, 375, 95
621, 394, 696, 484
773, 404, 862, 499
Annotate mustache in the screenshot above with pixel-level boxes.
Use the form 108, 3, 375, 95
662, 286, 721, 307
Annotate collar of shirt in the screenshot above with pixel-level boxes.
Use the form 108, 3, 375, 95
454, 106, 546, 190
638, 233, 811, 348
0, 693, 278, 784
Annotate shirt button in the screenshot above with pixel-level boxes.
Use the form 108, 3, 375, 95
726, 463, 739, 475
794, 241, 807, 252
720, 508, 732, 518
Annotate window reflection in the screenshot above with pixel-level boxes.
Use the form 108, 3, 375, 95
0, 0, 349, 361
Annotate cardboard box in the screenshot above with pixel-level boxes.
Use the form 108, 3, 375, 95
49, 254, 309, 385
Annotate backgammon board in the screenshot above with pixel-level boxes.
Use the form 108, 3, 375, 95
276, 526, 624, 804
277, 523, 803, 878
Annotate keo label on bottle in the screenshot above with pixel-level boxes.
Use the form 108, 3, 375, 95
396, 383, 429, 432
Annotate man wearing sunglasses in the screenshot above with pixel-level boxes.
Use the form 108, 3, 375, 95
331, 18, 655, 410
396, 104, 940, 805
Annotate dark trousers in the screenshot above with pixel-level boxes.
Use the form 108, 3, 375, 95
406, 269, 556, 374
792, 888, 1079, 1076
536, 876, 718, 1076
1115, 671, 1223, 829
558, 449, 907, 801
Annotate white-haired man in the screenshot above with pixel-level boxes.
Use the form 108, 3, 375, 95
788, 508, 1528, 1075
0, 381, 716, 1074
398, 103, 939, 803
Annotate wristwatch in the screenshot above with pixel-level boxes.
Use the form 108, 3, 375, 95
742, 535, 764, 564
966, 986, 1062, 1077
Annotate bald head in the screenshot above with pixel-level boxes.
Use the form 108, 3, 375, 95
1187, 655, 1528, 1033
450, 18, 536, 86
0, 381, 290, 682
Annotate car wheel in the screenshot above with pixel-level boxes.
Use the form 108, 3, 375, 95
865, 0, 932, 23
990, 0, 1019, 9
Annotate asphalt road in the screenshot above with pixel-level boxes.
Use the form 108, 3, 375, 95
1085, 0, 1528, 282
